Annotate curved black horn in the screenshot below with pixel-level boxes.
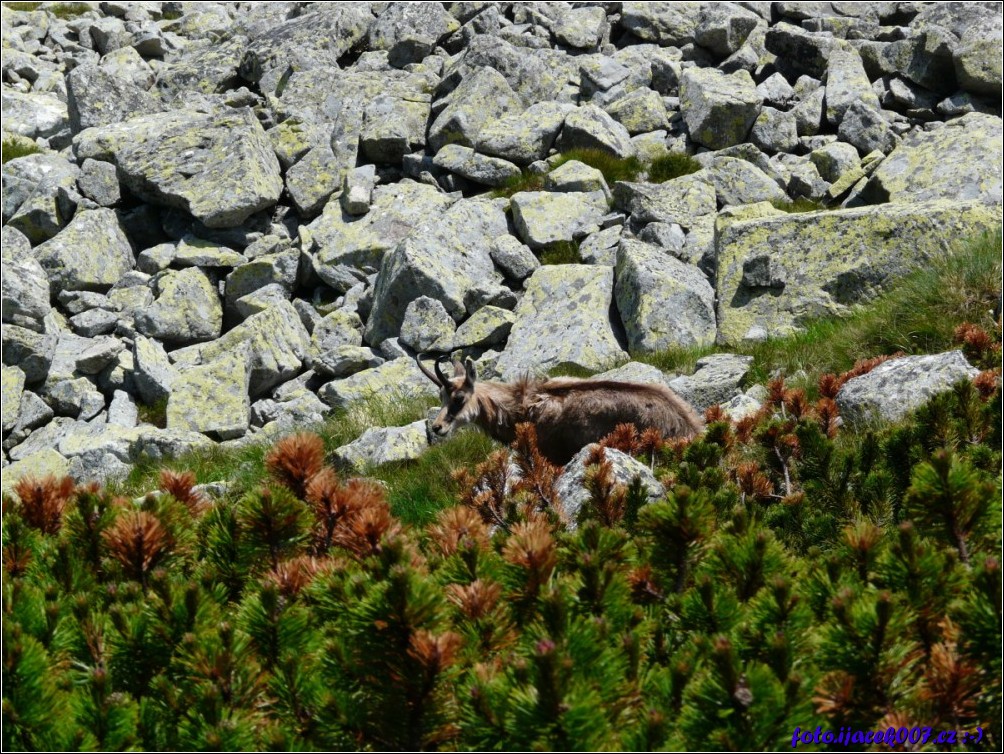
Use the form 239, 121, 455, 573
416, 353, 443, 387
434, 355, 448, 386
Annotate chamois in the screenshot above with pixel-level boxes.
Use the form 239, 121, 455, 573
417, 355, 704, 466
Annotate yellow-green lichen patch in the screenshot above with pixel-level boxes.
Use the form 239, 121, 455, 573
167, 347, 250, 440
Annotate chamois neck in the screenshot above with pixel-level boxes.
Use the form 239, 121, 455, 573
472, 381, 525, 443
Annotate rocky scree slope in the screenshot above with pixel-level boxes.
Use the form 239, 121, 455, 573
2, 1, 1002, 488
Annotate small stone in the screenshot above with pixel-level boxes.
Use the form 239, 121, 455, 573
490, 235, 540, 282
75, 337, 126, 374
399, 296, 456, 352
77, 158, 121, 206
332, 420, 429, 471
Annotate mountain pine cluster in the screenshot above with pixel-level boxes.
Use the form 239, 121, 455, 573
3, 351, 1001, 751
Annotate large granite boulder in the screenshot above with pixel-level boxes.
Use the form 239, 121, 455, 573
680, 67, 761, 150
428, 66, 522, 152
716, 200, 1003, 343
864, 112, 1003, 205
167, 347, 251, 440
510, 191, 609, 250
556, 444, 665, 528
34, 209, 135, 292
496, 265, 628, 380
65, 64, 161, 132
364, 198, 507, 345
134, 267, 223, 344
614, 240, 716, 353
836, 351, 980, 426
477, 101, 573, 166
668, 353, 753, 413
307, 181, 456, 290
74, 108, 282, 228
332, 420, 430, 471
621, 2, 701, 47
612, 171, 717, 227
2, 247, 51, 332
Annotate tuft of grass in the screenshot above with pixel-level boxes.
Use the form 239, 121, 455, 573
547, 363, 600, 379
3, 1, 42, 10
136, 398, 168, 429
770, 197, 831, 213
647, 152, 702, 183
551, 147, 643, 184
637, 231, 1002, 389
489, 170, 546, 199
539, 239, 582, 266
1, 137, 42, 164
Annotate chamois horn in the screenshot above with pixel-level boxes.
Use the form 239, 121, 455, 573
415, 353, 443, 387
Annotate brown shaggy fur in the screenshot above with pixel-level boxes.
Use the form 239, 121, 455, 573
426, 359, 704, 465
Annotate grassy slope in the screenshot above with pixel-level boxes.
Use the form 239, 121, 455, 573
118, 232, 1002, 522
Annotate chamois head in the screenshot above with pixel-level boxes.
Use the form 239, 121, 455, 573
417, 354, 479, 438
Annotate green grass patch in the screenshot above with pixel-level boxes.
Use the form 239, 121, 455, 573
770, 196, 831, 213
3, 2, 42, 10
550, 147, 643, 184
647, 151, 702, 183
489, 170, 546, 199
637, 231, 1003, 387
547, 362, 601, 379
1, 137, 42, 164
136, 398, 168, 429
539, 240, 582, 266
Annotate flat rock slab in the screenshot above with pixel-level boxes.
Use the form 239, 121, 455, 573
318, 357, 440, 410
865, 112, 1003, 204
836, 351, 980, 426
332, 420, 429, 471
496, 265, 628, 380
510, 191, 609, 250
556, 444, 665, 529
716, 199, 1003, 344
74, 108, 282, 228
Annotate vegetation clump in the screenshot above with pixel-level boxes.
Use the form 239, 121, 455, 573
1, 136, 42, 164
647, 151, 703, 183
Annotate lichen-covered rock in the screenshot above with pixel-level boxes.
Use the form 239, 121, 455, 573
706, 157, 788, 206
135, 267, 222, 344
2, 365, 25, 434
824, 45, 882, 127
428, 67, 522, 152
621, 2, 701, 47
837, 100, 895, 156
680, 67, 761, 150
309, 310, 364, 374
315, 346, 385, 379
399, 296, 456, 352
716, 200, 1003, 343
476, 101, 573, 166
66, 64, 161, 133
591, 361, 678, 387
2, 325, 56, 385
364, 198, 507, 345
342, 165, 376, 216
694, 2, 764, 57
836, 351, 980, 426
2, 449, 70, 497
809, 141, 861, 183
285, 144, 344, 218
496, 265, 628, 380
75, 108, 282, 228
107, 390, 138, 428
668, 353, 753, 412
453, 306, 516, 349
490, 235, 540, 282
556, 444, 664, 528
612, 171, 717, 226
332, 419, 429, 471
318, 357, 440, 409
614, 240, 716, 353
510, 191, 609, 250
2, 247, 51, 332
224, 252, 298, 315
133, 335, 177, 405
556, 104, 636, 159
864, 112, 1003, 204
46, 378, 106, 421
2, 89, 68, 140
433, 144, 521, 187
366, 2, 459, 53
749, 106, 799, 154
603, 88, 669, 134
77, 158, 122, 207
544, 160, 610, 196
185, 300, 311, 398
167, 347, 251, 440
75, 338, 125, 375
360, 95, 430, 164
34, 209, 134, 292
764, 22, 841, 78
308, 182, 456, 288
172, 237, 247, 268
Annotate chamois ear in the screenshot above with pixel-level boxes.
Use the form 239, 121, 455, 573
464, 357, 477, 386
